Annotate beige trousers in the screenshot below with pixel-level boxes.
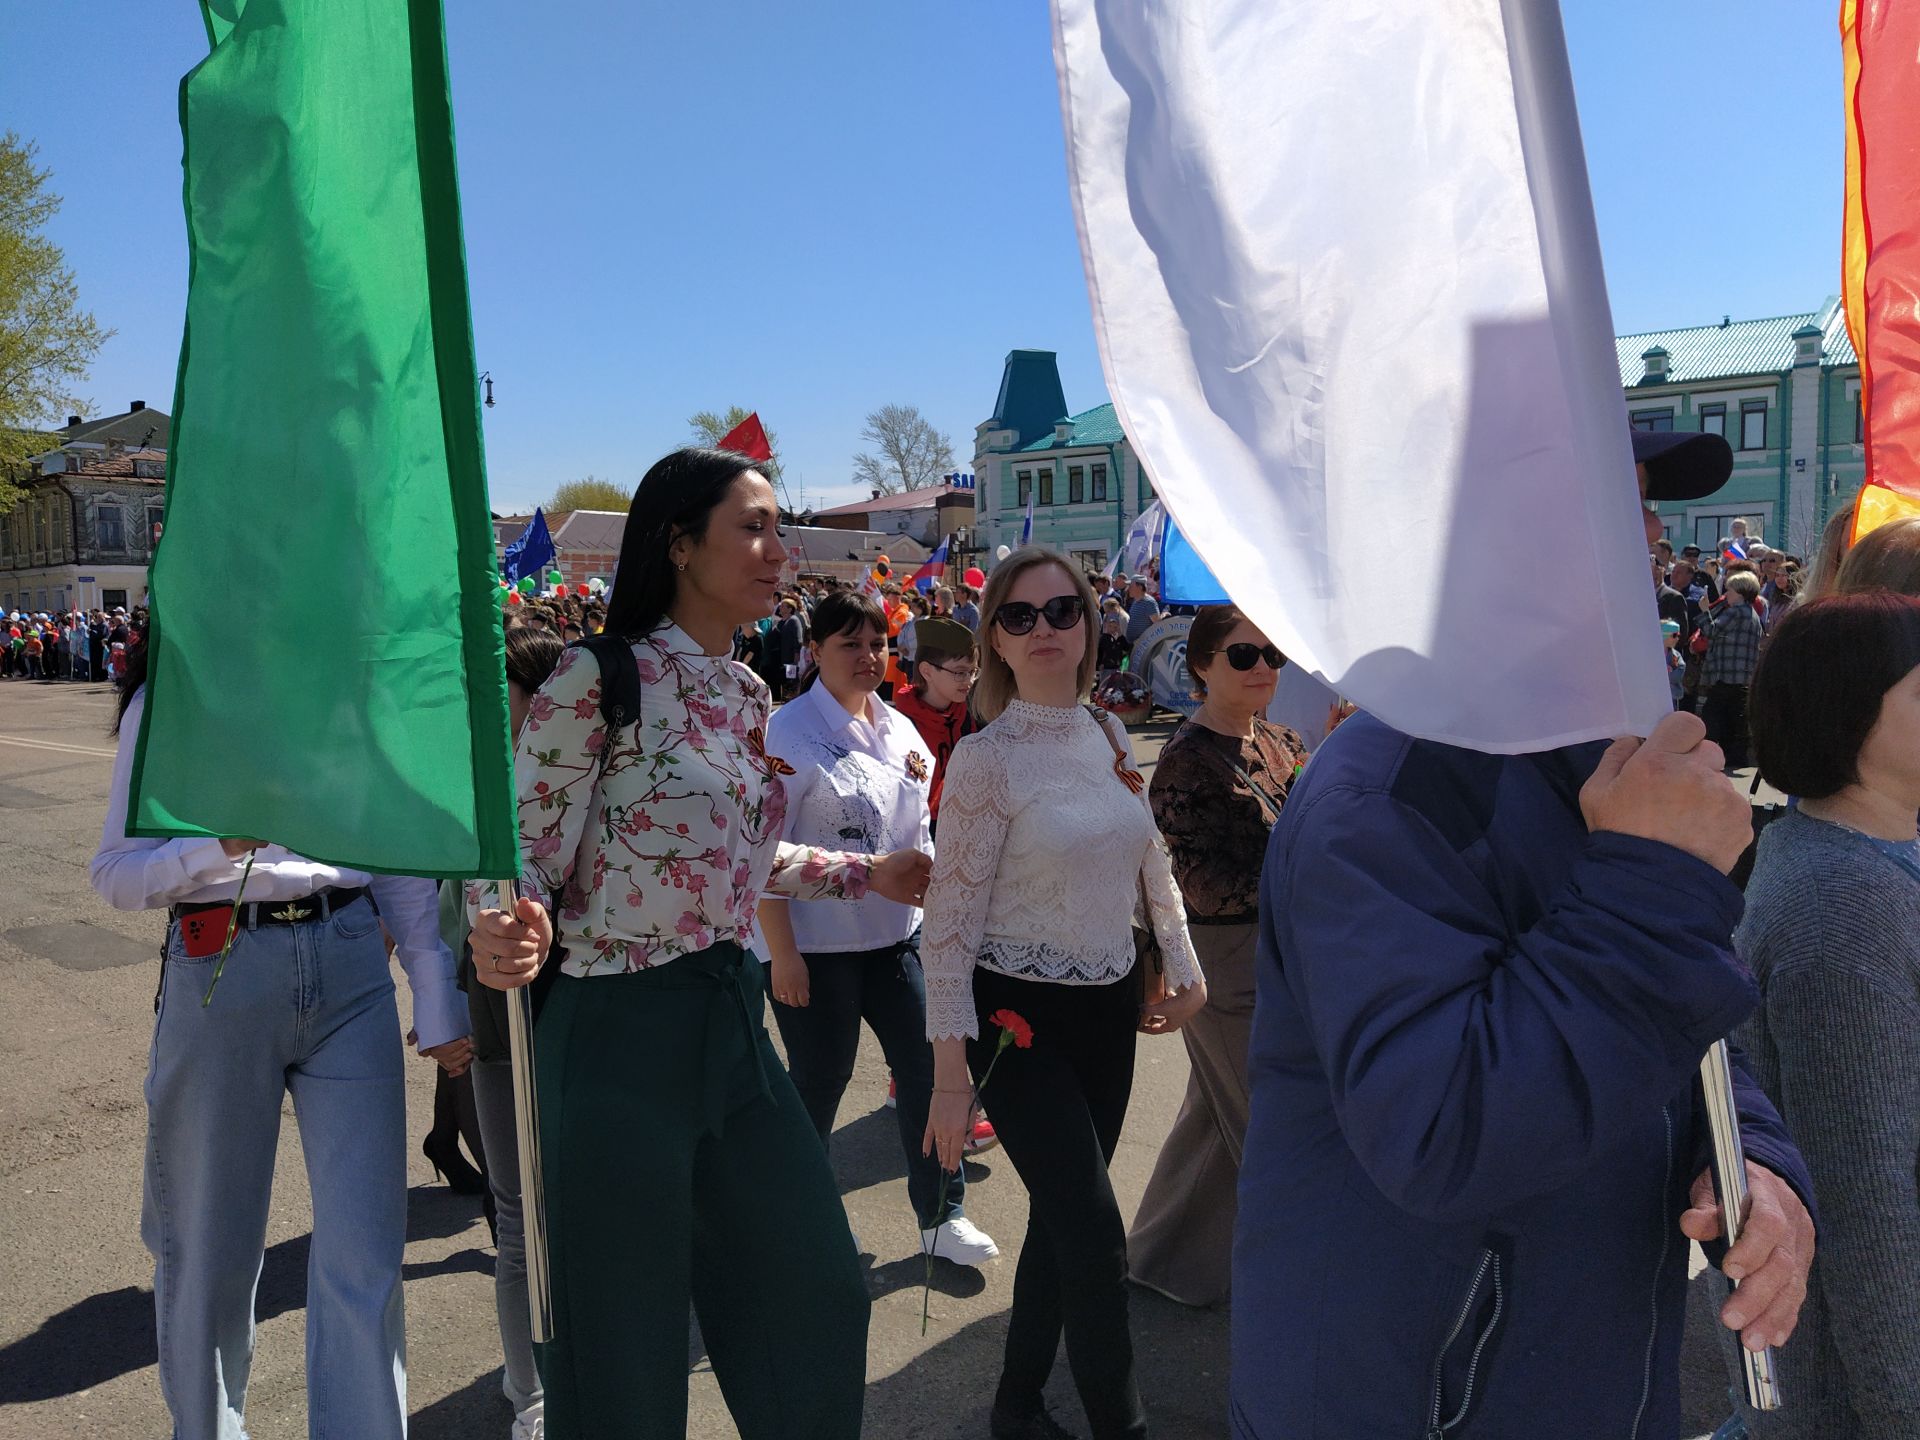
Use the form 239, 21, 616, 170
1125, 921, 1257, 1309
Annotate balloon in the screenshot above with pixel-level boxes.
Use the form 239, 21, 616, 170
518, 576, 536, 593
587, 577, 605, 594
962, 567, 986, 588
548, 569, 564, 586
507, 590, 522, 605
554, 584, 569, 597
995, 545, 1012, 561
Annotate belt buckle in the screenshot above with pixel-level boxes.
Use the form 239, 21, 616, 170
270, 900, 313, 925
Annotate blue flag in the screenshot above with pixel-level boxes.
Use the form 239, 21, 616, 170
1019, 492, 1034, 547
502, 507, 555, 586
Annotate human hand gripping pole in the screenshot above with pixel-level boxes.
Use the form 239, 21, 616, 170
473, 885, 554, 1344
1581, 711, 1783, 1410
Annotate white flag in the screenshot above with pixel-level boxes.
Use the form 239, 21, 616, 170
1051, 0, 1668, 752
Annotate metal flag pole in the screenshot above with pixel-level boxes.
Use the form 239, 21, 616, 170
1700, 1037, 1782, 1411
498, 877, 553, 1344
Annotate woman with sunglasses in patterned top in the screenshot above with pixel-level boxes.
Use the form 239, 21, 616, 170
921, 546, 1205, 1440
1126, 604, 1308, 1311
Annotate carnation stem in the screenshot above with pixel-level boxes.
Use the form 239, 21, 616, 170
202, 849, 256, 1006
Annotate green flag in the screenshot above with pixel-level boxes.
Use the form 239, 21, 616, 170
130, 0, 517, 880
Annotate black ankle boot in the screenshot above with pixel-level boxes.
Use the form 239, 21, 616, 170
989, 1399, 1077, 1440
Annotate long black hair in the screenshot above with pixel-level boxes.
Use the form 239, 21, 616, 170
602, 447, 770, 641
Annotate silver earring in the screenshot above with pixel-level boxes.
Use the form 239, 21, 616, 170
675, 561, 687, 572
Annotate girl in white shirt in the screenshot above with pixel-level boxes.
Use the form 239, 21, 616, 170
921, 547, 1205, 1440
91, 637, 470, 1440
760, 591, 998, 1269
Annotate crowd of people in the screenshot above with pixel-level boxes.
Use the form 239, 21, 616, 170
2, 605, 138, 683
81, 433, 1920, 1440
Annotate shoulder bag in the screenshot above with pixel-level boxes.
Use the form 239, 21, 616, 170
1086, 704, 1167, 1006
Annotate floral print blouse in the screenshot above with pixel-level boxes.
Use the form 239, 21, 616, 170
493, 622, 871, 976
1148, 717, 1308, 923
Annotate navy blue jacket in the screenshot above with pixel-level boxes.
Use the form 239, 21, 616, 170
1230, 714, 1813, 1439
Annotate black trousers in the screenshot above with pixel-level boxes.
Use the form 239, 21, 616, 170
772, 934, 961, 1228
968, 966, 1146, 1440
1702, 682, 1751, 769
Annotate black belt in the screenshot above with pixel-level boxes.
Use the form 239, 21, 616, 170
170, 885, 368, 929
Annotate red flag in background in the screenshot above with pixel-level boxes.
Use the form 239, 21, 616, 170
719, 412, 775, 463
1841, 0, 1920, 541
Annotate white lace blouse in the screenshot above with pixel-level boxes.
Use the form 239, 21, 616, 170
920, 699, 1203, 1040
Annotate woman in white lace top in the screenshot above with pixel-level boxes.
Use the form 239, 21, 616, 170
921, 547, 1204, 1440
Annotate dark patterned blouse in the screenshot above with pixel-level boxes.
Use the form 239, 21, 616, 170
1148, 717, 1309, 923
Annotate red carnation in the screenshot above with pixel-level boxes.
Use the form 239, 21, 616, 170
987, 1008, 1035, 1050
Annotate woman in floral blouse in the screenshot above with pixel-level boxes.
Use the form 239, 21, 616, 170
471, 447, 930, 1440
1127, 604, 1308, 1309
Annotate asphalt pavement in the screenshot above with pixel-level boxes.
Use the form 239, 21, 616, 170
0, 684, 1227, 1440
0, 682, 1746, 1439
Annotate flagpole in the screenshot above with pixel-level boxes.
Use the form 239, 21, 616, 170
1700, 1038, 1782, 1411
498, 878, 554, 1344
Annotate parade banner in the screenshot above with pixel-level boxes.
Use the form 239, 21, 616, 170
130, 0, 518, 879
1840, 0, 1920, 541
1051, 0, 1669, 752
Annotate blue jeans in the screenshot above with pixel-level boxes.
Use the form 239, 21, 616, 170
143, 894, 408, 1439
471, 1055, 542, 1417
769, 933, 962, 1228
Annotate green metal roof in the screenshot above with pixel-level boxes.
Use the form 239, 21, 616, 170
1016, 402, 1124, 452
990, 350, 1071, 450
1617, 297, 1856, 387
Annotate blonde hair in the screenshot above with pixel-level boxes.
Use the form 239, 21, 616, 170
1835, 516, 1920, 598
970, 546, 1099, 725
1800, 502, 1856, 604
1726, 571, 1762, 601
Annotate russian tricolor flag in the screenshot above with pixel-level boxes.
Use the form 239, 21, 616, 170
909, 536, 950, 593
1722, 540, 1747, 562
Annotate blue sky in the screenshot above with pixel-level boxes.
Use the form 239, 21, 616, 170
7, 1, 1842, 515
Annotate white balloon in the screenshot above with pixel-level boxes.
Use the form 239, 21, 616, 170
995, 544, 1012, 561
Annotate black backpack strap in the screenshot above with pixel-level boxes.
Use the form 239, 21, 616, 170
571, 633, 644, 732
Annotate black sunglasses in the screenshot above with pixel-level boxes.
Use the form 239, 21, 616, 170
1222, 642, 1286, 671
993, 594, 1086, 636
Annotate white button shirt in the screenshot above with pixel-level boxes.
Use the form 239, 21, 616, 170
764, 681, 935, 954
90, 688, 468, 1050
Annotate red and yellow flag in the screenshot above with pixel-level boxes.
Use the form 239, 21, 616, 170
1841, 0, 1920, 540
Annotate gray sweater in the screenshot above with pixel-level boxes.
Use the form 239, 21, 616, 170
1734, 807, 1920, 1439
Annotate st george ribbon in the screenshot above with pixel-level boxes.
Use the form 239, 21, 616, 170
1051, 0, 1776, 1408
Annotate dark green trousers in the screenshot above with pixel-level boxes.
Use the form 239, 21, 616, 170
534, 943, 870, 1439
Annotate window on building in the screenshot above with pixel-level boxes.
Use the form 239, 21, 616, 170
1091, 463, 1109, 502
1697, 403, 1726, 438
1739, 401, 1768, 451
1068, 465, 1085, 504
34, 501, 47, 552
1071, 548, 1108, 572
1855, 392, 1864, 444
1630, 408, 1674, 432
104, 589, 128, 611
97, 504, 125, 550
1016, 470, 1032, 508
1038, 468, 1055, 506
148, 506, 166, 548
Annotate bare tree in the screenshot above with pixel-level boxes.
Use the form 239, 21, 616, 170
851, 404, 955, 494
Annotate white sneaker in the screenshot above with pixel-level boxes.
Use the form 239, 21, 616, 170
922, 1215, 1000, 1266
511, 1401, 544, 1440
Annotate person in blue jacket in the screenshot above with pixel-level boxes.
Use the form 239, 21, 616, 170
1231, 429, 1818, 1439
